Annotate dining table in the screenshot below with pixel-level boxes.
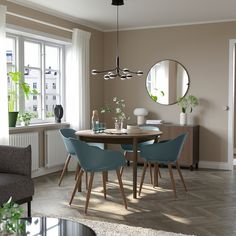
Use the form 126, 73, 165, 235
75, 129, 163, 199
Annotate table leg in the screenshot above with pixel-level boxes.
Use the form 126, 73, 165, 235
132, 138, 138, 199
104, 143, 109, 181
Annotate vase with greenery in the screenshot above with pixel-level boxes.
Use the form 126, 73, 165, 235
101, 97, 130, 130
18, 112, 36, 126
8, 72, 38, 127
0, 197, 25, 235
177, 95, 199, 125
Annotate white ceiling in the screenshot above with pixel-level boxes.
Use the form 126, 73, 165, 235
9, 0, 236, 31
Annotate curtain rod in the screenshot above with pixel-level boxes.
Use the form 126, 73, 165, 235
6, 11, 73, 33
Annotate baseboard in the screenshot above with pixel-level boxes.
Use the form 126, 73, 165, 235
198, 161, 230, 170
32, 165, 63, 178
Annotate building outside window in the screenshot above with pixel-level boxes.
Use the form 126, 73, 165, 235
6, 34, 64, 122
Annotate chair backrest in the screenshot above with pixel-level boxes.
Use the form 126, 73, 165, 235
140, 125, 160, 131
140, 125, 160, 145
59, 128, 77, 155
69, 138, 125, 172
141, 133, 187, 163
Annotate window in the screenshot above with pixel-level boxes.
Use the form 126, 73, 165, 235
6, 34, 64, 122
33, 83, 37, 89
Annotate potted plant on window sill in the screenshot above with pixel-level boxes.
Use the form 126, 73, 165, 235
177, 95, 199, 125
18, 112, 36, 126
8, 72, 38, 127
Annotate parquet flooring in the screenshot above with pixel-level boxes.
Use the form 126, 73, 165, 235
32, 167, 236, 236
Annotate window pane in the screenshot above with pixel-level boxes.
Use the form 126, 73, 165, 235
24, 69, 41, 91
24, 69, 41, 119
24, 41, 40, 68
6, 37, 16, 65
45, 70, 60, 94
45, 45, 59, 70
25, 94, 40, 119
45, 95, 60, 118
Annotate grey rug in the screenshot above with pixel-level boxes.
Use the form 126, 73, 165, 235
41, 214, 195, 236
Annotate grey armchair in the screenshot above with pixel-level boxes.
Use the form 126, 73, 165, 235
0, 145, 34, 217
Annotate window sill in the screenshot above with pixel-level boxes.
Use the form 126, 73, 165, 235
9, 122, 70, 133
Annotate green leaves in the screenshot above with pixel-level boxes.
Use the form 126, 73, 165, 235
177, 95, 199, 113
8, 72, 39, 112
0, 197, 25, 234
101, 97, 129, 121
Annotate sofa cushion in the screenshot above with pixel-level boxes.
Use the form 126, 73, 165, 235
0, 173, 34, 205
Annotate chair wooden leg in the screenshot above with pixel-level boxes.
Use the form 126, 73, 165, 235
168, 163, 177, 198
102, 171, 107, 199
148, 162, 153, 185
75, 163, 80, 180
120, 166, 124, 177
69, 170, 84, 205
85, 172, 88, 190
138, 162, 148, 196
116, 169, 127, 209
85, 172, 94, 214
58, 154, 71, 186
154, 163, 159, 187
158, 168, 162, 178
176, 161, 187, 192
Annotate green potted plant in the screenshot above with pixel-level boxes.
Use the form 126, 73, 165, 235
0, 197, 25, 235
177, 95, 199, 125
8, 72, 38, 127
18, 112, 36, 126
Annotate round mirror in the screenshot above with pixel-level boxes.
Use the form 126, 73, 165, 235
146, 60, 190, 105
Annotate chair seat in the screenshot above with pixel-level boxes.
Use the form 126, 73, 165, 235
0, 173, 34, 205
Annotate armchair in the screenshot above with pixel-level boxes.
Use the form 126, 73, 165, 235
0, 145, 34, 217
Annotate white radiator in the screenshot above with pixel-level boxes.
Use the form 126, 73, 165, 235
45, 130, 67, 168
9, 132, 39, 171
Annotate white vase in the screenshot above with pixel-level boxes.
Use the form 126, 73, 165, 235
180, 112, 187, 125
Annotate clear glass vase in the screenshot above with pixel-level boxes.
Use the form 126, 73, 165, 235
114, 119, 123, 131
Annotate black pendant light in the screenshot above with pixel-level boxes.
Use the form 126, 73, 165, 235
91, 0, 143, 80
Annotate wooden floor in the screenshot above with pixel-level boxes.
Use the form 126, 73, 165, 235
31, 166, 236, 236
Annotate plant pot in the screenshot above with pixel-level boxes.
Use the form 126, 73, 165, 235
180, 112, 187, 125
8, 112, 18, 127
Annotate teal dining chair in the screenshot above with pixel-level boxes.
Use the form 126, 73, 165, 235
120, 125, 162, 184
139, 133, 188, 198
59, 128, 78, 186
69, 137, 127, 213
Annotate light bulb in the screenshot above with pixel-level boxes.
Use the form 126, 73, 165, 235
109, 73, 117, 79
104, 74, 110, 80
137, 70, 143, 76
91, 69, 98, 75
123, 68, 130, 74
126, 74, 132, 79
120, 75, 126, 80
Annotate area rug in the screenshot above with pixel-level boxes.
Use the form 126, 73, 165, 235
38, 214, 194, 236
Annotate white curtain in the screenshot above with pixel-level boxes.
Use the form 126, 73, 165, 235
66, 28, 91, 130
0, 5, 9, 145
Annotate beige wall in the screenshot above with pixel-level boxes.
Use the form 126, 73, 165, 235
2, 0, 235, 163
103, 22, 236, 163
1, 0, 104, 114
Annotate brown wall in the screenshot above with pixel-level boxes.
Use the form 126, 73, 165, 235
1, 0, 104, 115
103, 22, 236, 163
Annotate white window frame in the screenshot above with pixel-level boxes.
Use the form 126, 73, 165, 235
6, 32, 66, 123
